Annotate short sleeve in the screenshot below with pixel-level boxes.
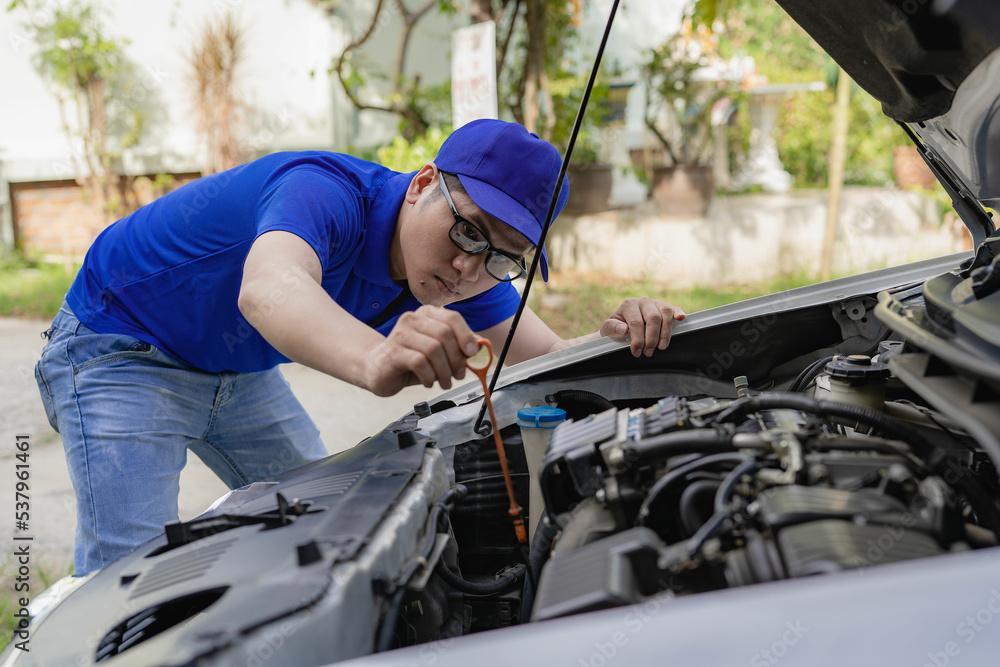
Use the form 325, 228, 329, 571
254, 168, 364, 270
447, 281, 520, 331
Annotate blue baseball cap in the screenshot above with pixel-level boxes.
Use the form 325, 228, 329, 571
434, 119, 569, 281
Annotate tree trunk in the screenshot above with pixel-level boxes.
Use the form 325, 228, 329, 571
821, 68, 851, 281
86, 77, 115, 224
495, 0, 520, 80
522, 0, 545, 134
470, 0, 494, 23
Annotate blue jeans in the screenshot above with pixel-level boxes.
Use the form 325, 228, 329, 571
35, 304, 328, 576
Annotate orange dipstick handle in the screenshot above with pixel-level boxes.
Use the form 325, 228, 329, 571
467, 338, 528, 545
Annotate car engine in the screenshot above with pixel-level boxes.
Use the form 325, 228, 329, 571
528, 388, 987, 621
433, 369, 995, 637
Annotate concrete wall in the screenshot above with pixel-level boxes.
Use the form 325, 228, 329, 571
547, 187, 972, 287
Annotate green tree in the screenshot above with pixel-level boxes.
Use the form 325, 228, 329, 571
320, 0, 451, 139
713, 1, 898, 187
498, 0, 578, 142
8, 0, 150, 220
319, 0, 580, 142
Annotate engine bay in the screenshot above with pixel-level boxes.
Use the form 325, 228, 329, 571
376, 262, 1000, 651
402, 369, 996, 642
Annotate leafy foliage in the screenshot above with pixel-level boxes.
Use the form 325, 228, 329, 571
8, 0, 152, 220
25, 1, 124, 89
716, 1, 900, 187
323, 0, 443, 139
0, 253, 77, 318
640, 28, 736, 165
547, 72, 613, 163
375, 126, 451, 171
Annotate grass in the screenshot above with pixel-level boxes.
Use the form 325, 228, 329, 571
0, 252, 825, 332
0, 252, 825, 334
529, 272, 823, 339
0, 255, 75, 319
0, 556, 74, 654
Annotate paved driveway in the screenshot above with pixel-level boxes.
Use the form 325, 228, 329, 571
0, 316, 442, 574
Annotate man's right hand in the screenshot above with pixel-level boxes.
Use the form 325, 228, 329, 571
362, 306, 482, 397
241, 231, 482, 397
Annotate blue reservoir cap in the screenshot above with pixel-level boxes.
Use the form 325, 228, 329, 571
517, 406, 567, 428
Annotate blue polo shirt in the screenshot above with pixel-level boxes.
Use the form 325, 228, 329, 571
65, 151, 519, 373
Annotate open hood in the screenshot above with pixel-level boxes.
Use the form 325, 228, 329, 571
776, 0, 1000, 239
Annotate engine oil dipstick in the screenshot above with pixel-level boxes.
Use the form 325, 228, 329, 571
467, 338, 528, 545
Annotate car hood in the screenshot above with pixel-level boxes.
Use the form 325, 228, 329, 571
777, 0, 1000, 233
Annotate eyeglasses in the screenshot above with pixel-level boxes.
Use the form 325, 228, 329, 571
439, 173, 529, 282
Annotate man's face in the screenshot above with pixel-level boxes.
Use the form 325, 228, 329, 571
393, 167, 534, 307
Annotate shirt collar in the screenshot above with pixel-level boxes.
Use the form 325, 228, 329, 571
354, 170, 417, 287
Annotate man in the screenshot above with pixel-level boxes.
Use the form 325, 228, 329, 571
35, 119, 685, 576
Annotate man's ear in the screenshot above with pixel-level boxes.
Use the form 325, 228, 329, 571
405, 163, 437, 205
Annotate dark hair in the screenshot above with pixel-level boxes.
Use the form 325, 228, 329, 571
422, 170, 467, 207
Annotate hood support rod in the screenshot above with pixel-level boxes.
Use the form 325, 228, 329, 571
473, 0, 622, 435
898, 121, 995, 251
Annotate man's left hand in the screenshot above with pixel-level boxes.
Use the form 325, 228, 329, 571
600, 297, 686, 357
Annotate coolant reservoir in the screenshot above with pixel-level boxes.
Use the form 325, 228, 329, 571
517, 406, 567, 541
825, 355, 891, 411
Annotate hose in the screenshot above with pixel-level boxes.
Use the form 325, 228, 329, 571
637, 453, 748, 525
375, 484, 467, 653
623, 429, 768, 466
812, 436, 928, 471
718, 394, 935, 453
684, 456, 758, 556
679, 480, 722, 536
714, 456, 756, 512
521, 511, 560, 620
787, 355, 836, 393
436, 562, 526, 596
374, 588, 407, 654
549, 389, 616, 413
